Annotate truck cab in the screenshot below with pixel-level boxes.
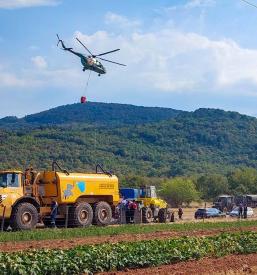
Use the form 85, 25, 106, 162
0, 169, 41, 230
0, 171, 24, 219
139, 186, 167, 209
213, 195, 234, 212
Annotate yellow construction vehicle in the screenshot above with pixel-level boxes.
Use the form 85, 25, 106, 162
120, 185, 174, 223
0, 162, 119, 230
139, 186, 174, 223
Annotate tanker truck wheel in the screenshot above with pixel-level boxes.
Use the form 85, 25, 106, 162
142, 207, 153, 223
69, 202, 93, 227
10, 203, 38, 230
93, 201, 112, 226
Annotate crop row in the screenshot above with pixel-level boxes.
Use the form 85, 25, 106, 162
0, 231, 257, 274
1, 219, 257, 243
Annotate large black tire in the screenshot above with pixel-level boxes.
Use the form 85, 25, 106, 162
10, 203, 38, 230
142, 207, 153, 223
93, 201, 112, 226
68, 202, 93, 227
158, 208, 167, 223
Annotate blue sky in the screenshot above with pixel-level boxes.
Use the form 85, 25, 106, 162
1, 0, 257, 117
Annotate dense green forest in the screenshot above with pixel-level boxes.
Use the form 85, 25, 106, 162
0, 102, 257, 199
0, 102, 182, 129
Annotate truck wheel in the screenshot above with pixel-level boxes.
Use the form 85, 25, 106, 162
93, 201, 112, 226
142, 207, 153, 223
158, 208, 167, 223
69, 202, 93, 227
10, 203, 38, 230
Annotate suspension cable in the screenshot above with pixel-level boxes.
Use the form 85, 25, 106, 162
84, 70, 92, 95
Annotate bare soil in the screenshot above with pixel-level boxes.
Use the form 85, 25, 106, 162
1, 226, 257, 252
101, 254, 257, 275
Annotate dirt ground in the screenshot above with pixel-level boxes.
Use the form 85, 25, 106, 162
101, 254, 257, 275
1, 225, 257, 252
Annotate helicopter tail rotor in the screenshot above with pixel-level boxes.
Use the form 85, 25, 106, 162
56, 34, 61, 46
56, 34, 73, 50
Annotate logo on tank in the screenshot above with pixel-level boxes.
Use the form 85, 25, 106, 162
63, 184, 73, 199
76, 181, 86, 193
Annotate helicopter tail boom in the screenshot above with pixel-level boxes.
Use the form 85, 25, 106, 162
56, 34, 73, 51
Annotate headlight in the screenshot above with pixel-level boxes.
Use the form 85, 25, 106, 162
2, 195, 7, 201
0, 195, 7, 203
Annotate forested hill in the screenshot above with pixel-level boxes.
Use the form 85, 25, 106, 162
0, 102, 256, 177
0, 102, 182, 128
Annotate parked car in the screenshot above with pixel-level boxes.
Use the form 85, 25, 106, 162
194, 208, 226, 219
229, 207, 254, 217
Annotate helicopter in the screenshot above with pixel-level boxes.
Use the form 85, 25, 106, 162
56, 34, 126, 76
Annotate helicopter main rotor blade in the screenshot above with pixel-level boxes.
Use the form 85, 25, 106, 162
96, 49, 120, 57
76, 37, 94, 56
99, 57, 126, 66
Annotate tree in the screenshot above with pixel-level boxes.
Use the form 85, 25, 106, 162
160, 177, 200, 207
120, 175, 163, 188
228, 168, 257, 194
196, 174, 229, 200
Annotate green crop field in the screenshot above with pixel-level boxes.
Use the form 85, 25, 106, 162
0, 231, 257, 274
0, 220, 256, 243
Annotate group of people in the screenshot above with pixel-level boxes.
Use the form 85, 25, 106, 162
118, 198, 140, 223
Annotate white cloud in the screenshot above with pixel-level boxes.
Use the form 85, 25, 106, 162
166, 0, 216, 11
0, 69, 41, 88
3, 11, 257, 99
74, 26, 257, 94
105, 12, 141, 28
31, 56, 47, 69
185, 0, 216, 9
0, 65, 83, 90
0, 0, 60, 9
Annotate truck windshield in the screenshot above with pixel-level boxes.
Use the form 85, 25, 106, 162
140, 187, 157, 198
0, 173, 19, 188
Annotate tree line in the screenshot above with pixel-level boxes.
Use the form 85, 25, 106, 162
121, 167, 257, 206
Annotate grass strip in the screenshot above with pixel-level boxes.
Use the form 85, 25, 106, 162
0, 219, 257, 243
0, 231, 257, 274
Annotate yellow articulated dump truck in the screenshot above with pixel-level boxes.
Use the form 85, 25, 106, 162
0, 162, 119, 230
139, 186, 174, 223
120, 185, 174, 223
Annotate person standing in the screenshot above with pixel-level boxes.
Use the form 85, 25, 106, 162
243, 204, 247, 219
130, 200, 138, 223
178, 207, 183, 220
238, 203, 243, 219
119, 197, 127, 224
50, 199, 58, 228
